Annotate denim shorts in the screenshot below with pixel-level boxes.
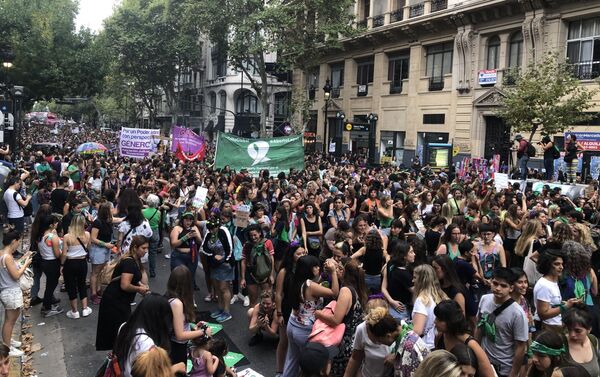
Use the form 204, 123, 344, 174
89, 244, 110, 265
0, 286, 23, 310
211, 263, 234, 281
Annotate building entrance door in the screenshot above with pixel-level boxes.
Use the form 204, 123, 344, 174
484, 116, 511, 167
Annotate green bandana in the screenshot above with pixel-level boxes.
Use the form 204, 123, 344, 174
574, 279, 586, 301
477, 313, 497, 342
529, 341, 565, 357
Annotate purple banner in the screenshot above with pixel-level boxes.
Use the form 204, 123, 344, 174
171, 126, 204, 153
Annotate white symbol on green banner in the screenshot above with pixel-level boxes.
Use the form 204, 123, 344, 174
247, 141, 271, 166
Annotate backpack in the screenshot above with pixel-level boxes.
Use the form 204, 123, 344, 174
526, 142, 536, 157
552, 145, 561, 159
250, 241, 272, 284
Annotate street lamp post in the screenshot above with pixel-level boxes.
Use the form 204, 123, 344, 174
323, 79, 331, 155
367, 113, 379, 166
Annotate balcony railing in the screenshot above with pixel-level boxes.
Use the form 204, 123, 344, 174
373, 15, 385, 28
409, 3, 424, 18
571, 61, 600, 80
391, 9, 404, 22
389, 84, 403, 94
331, 87, 341, 98
431, 0, 448, 12
357, 19, 367, 28
429, 77, 444, 91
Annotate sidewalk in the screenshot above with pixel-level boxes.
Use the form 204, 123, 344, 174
0, 295, 24, 377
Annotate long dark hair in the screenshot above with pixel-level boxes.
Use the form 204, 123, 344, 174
165, 266, 195, 322
126, 203, 145, 229
118, 188, 142, 214
527, 331, 567, 377
434, 300, 469, 337
30, 204, 53, 247
432, 255, 466, 293
288, 255, 320, 310
97, 202, 113, 225
343, 259, 368, 308
388, 239, 411, 268
113, 293, 173, 361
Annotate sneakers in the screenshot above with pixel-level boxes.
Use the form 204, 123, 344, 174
243, 295, 250, 307
51, 297, 61, 305
10, 339, 21, 348
164, 254, 171, 259
210, 310, 224, 319
66, 310, 80, 319
216, 312, 232, 323
30, 297, 43, 306
8, 346, 23, 357
42, 305, 64, 318
230, 295, 239, 305
248, 333, 263, 347
82, 307, 93, 317
204, 294, 214, 303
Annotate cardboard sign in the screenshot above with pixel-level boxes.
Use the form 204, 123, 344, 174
234, 204, 251, 228
192, 187, 208, 208
494, 173, 509, 190
238, 368, 265, 377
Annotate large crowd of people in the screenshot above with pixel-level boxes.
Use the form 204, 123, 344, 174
0, 122, 599, 377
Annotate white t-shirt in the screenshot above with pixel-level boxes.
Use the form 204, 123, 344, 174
412, 296, 437, 350
119, 220, 153, 254
88, 177, 103, 192
352, 322, 390, 377
533, 276, 563, 325
123, 329, 155, 377
3, 188, 23, 219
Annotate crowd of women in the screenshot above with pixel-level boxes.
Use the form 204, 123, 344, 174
1, 127, 600, 377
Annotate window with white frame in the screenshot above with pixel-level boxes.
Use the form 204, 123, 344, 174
567, 18, 600, 80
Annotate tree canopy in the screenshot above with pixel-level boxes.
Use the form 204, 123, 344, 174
187, 0, 356, 135
497, 52, 599, 141
0, 0, 107, 101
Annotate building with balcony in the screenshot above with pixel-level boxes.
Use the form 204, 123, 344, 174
152, 40, 292, 139
296, 0, 600, 168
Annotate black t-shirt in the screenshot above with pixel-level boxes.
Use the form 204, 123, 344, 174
454, 258, 477, 286
424, 229, 442, 256
105, 257, 142, 304
92, 219, 113, 242
387, 264, 413, 306
50, 188, 68, 214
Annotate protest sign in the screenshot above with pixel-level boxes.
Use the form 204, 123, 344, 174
119, 127, 160, 158
494, 173, 509, 190
215, 132, 304, 175
192, 187, 208, 208
234, 204, 251, 228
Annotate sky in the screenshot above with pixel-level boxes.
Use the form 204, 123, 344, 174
75, 0, 121, 32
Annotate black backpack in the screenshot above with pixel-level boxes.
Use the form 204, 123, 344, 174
526, 142, 536, 157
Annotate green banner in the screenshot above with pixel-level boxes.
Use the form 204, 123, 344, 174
214, 132, 304, 175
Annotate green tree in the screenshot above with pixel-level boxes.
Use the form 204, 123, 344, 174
497, 52, 599, 142
0, 0, 107, 102
188, 0, 355, 136
101, 0, 202, 128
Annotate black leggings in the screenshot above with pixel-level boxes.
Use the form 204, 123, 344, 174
63, 259, 88, 301
41, 259, 61, 310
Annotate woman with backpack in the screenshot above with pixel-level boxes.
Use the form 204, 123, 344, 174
475, 223, 506, 290
201, 218, 234, 323
241, 224, 274, 308
96, 235, 150, 351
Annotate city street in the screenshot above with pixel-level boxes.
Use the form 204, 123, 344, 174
28, 239, 276, 377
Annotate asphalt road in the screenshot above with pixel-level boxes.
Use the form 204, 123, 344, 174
29, 238, 277, 377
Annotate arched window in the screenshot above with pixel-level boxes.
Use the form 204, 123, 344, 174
486, 36, 501, 70
209, 92, 217, 114
508, 32, 523, 68
236, 92, 260, 114
219, 92, 227, 114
